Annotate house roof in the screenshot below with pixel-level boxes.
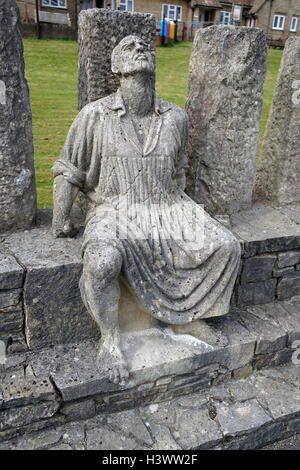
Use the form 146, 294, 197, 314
249, 0, 267, 14
220, 0, 255, 7
191, 1, 255, 8
193, 1, 222, 7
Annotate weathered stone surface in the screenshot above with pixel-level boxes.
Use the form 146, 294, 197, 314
239, 305, 287, 355
0, 401, 59, 431
2, 225, 98, 348
107, 409, 153, 446
0, 289, 22, 309
255, 37, 300, 205
78, 8, 156, 109
254, 368, 300, 420
237, 279, 277, 306
60, 399, 96, 421
255, 301, 300, 346
22, 299, 295, 408
32, 330, 213, 401
0, 421, 85, 450
273, 266, 295, 278
278, 251, 300, 268
86, 425, 139, 450
174, 407, 222, 449
57, 422, 86, 450
0, 307, 23, 336
49, 443, 73, 450
1, 376, 56, 408
223, 422, 286, 450
0, 0, 36, 232
232, 365, 253, 380
1, 363, 300, 450
26, 319, 260, 406
277, 271, 300, 300
186, 26, 266, 215
0, 253, 23, 290
231, 204, 300, 254
6, 428, 62, 450
216, 399, 272, 437
241, 255, 276, 283
280, 300, 300, 343
287, 416, 300, 433
146, 422, 180, 450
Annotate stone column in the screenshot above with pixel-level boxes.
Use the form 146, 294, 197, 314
78, 8, 156, 110
186, 26, 266, 215
0, 0, 36, 232
255, 37, 300, 206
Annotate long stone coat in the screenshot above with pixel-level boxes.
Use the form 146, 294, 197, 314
52, 90, 241, 324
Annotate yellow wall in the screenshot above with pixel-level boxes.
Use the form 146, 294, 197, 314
134, 0, 191, 23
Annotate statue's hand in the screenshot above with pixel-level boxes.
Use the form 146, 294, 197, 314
52, 218, 78, 238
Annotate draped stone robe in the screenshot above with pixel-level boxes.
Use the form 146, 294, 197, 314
52, 90, 241, 324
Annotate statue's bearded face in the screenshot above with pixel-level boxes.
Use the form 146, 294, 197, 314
111, 36, 155, 76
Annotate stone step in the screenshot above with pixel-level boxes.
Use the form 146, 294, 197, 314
0, 362, 299, 450
1, 298, 300, 443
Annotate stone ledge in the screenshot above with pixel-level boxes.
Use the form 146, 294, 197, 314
0, 362, 299, 449
0, 298, 299, 440
232, 204, 300, 307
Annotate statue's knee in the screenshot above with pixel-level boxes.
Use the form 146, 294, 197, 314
83, 245, 122, 281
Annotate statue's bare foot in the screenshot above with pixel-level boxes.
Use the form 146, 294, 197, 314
97, 338, 129, 386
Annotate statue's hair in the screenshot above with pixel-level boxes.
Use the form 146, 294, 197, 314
111, 35, 145, 74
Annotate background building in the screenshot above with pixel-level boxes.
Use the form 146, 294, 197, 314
16, 0, 299, 41
249, 0, 300, 41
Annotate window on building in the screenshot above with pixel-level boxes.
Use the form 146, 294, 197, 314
220, 11, 232, 25
290, 16, 298, 32
82, 0, 93, 8
111, 0, 134, 12
162, 4, 182, 21
41, 0, 67, 7
272, 14, 285, 30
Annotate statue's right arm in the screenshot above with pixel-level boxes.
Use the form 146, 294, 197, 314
52, 174, 79, 238
51, 106, 91, 238
51, 103, 101, 237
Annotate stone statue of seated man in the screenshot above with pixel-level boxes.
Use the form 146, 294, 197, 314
52, 35, 241, 386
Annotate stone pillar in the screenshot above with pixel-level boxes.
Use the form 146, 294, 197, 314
78, 8, 156, 110
255, 37, 300, 206
0, 0, 36, 233
186, 26, 267, 215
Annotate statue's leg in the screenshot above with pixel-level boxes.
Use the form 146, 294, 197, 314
79, 242, 129, 385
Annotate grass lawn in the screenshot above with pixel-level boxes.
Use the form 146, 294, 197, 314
23, 38, 282, 208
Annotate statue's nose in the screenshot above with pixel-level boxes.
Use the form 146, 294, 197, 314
136, 43, 145, 52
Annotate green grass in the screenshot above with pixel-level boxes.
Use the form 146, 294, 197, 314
23, 38, 282, 208
258, 48, 282, 156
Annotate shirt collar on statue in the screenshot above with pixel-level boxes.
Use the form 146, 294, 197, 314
105, 88, 172, 116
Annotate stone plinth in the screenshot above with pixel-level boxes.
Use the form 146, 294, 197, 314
186, 26, 266, 215
78, 8, 156, 110
255, 37, 300, 205
2, 205, 300, 350
231, 204, 300, 307
0, 0, 36, 232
